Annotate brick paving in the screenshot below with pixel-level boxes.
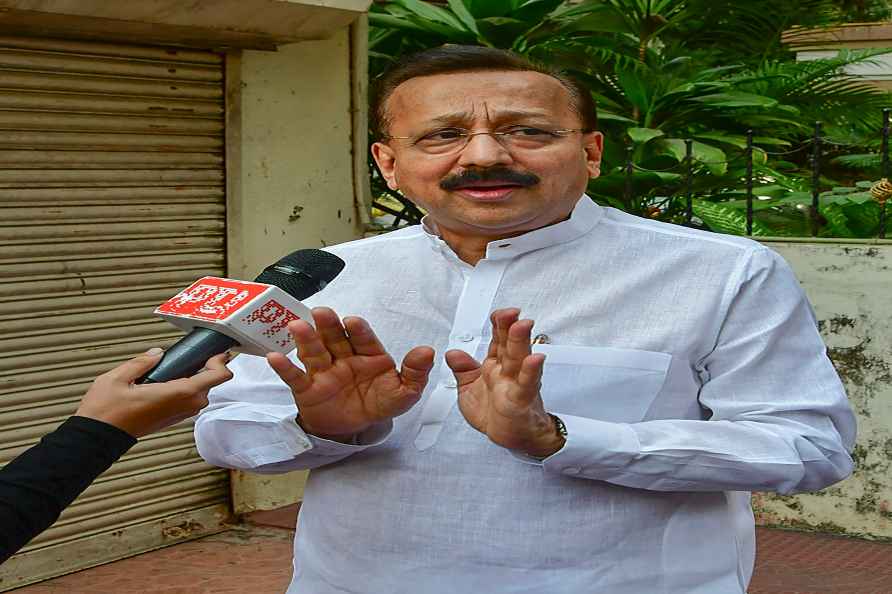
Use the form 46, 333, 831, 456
12, 505, 892, 593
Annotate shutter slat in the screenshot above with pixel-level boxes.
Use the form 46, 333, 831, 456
0, 252, 224, 278
0, 288, 182, 318
0, 70, 222, 99
0, 36, 223, 64
0, 49, 222, 82
0, 131, 223, 151
0, 91, 222, 117
0, 149, 222, 168
0, 169, 223, 186
0, 111, 223, 134
2, 239, 223, 261
0, 268, 220, 299
0, 186, 224, 204
1, 203, 224, 221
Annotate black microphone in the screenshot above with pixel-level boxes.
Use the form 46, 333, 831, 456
138, 249, 345, 384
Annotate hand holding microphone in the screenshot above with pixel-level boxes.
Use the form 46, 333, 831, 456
140, 249, 345, 383
76, 350, 232, 438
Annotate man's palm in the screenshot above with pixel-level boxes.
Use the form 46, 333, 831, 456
268, 308, 434, 440
446, 309, 557, 456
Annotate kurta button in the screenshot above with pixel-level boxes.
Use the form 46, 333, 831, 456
443, 378, 457, 388
564, 467, 581, 475
457, 333, 474, 342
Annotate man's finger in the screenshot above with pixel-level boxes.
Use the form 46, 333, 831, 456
312, 307, 355, 360
445, 349, 482, 388
501, 319, 534, 378
344, 317, 388, 357
267, 352, 312, 393
112, 349, 165, 384
490, 308, 520, 362
516, 353, 546, 393
399, 346, 435, 394
289, 319, 334, 374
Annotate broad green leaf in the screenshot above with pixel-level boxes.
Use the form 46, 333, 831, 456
368, 13, 429, 33
819, 202, 856, 238
692, 132, 790, 148
464, 0, 516, 18
692, 92, 779, 108
719, 198, 784, 211
392, 0, 468, 31
752, 147, 767, 166
587, 168, 677, 200
616, 69, 653, 115
597, 110, 638, 125
658, 172, 684, 184
842, 200, 882, 236
368, 50, 399, 62
654, 139, 728, 175
832, 153, 882, 170
446, 0, 480, 34
628, 127, 664, 145
560, 9, 630, 34
511, 0, 565, 23
736, 115, 810, 131
845, 192, 877, 204
692, 199, 774, 236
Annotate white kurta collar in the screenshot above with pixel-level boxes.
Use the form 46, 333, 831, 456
420, 194, 603, 261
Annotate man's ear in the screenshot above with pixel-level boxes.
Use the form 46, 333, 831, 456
371, 142, 399, 190
583, 131, 604, 179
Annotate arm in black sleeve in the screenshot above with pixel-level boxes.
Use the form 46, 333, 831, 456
0, 416, 136, 563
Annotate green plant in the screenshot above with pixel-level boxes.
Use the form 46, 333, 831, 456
368, 0, 892, 237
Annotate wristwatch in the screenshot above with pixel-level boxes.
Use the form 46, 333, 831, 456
527, 413, 568, 462
550, 413, 568, 439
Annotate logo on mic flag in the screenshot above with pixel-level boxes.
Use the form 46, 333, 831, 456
157, 278, 268, 321
154, 277, 313, 355
243, 300, 301, 349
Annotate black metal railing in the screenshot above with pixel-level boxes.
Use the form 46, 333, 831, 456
371, 109, 892, 239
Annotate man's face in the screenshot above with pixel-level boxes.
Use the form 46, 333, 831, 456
372, 70, 603, 240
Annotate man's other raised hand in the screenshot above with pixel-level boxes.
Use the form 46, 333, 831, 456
446, 308, 564, 459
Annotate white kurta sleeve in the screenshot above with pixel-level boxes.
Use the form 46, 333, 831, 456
193, 353, 392, 474
542, 247, 857, 494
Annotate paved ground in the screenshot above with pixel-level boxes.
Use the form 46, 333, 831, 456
14, 505, 892, 593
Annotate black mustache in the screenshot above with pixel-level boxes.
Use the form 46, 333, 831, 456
439, 168, 540, 191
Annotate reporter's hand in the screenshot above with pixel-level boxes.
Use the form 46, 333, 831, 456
75, 349, 233, 438
267, 307, 435, 441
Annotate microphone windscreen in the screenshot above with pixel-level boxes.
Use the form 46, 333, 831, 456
254, 249, 345, 300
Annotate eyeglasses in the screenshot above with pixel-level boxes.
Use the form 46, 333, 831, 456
385, 126, 586, 156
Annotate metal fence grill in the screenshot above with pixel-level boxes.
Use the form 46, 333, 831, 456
371, 108, 892, 240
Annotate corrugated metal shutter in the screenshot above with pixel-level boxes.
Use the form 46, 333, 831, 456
0, 36, 229, 590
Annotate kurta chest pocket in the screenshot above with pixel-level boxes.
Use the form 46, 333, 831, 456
532, 345, 672, 423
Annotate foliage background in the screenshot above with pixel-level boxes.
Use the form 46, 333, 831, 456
367, 0, 892, 237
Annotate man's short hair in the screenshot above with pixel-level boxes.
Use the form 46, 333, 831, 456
371, 45, 598, 138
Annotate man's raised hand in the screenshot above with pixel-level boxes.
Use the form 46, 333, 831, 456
445, 308, 564, 458
267, 307, 435, 441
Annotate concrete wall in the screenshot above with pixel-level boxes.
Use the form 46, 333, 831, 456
228, 30, 362, 280
790, 23, 892, 91
226, 29, 365, 512
758, 241, 892, 540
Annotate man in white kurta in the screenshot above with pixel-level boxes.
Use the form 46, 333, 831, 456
194, 46, 855, 594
